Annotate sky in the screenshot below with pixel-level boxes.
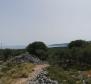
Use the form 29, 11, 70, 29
0, 0, 91, 45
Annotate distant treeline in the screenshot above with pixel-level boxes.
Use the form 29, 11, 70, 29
0, 49, 26, 62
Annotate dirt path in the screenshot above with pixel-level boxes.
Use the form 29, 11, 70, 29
14, 64, 49, 84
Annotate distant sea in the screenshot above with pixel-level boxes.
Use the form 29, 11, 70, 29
0, 45, 26, 49
0, 43, 68, 49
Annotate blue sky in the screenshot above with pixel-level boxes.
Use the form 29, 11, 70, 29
0, 0, 91, 45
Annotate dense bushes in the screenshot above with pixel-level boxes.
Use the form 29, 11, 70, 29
47, 43, 91, 83
48, 40, 91, 70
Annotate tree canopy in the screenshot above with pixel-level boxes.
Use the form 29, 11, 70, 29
68, 40, 88, 48
26, 41, 48, 60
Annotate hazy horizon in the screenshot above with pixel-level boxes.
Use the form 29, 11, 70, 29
0, 0, 91, 45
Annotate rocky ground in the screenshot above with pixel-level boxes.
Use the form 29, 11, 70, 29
28, 71, 58, 84
14, 64, 58, 84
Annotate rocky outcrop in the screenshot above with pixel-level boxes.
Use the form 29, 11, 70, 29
5, 53, 41, 64
28, 71, 58, 84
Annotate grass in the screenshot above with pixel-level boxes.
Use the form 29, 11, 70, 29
0, 63, 35, 84
47, 66, 91, 84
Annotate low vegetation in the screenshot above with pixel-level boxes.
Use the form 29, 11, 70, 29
47, 66, 91, 84
0, 63, 35, 84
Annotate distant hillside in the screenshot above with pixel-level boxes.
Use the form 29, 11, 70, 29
48, 43, 68, 48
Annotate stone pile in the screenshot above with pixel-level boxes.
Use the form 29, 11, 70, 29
6, 53, 41, 64
28, 71, 58, 84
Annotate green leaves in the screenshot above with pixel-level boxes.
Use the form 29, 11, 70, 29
26, 41, 48, 60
